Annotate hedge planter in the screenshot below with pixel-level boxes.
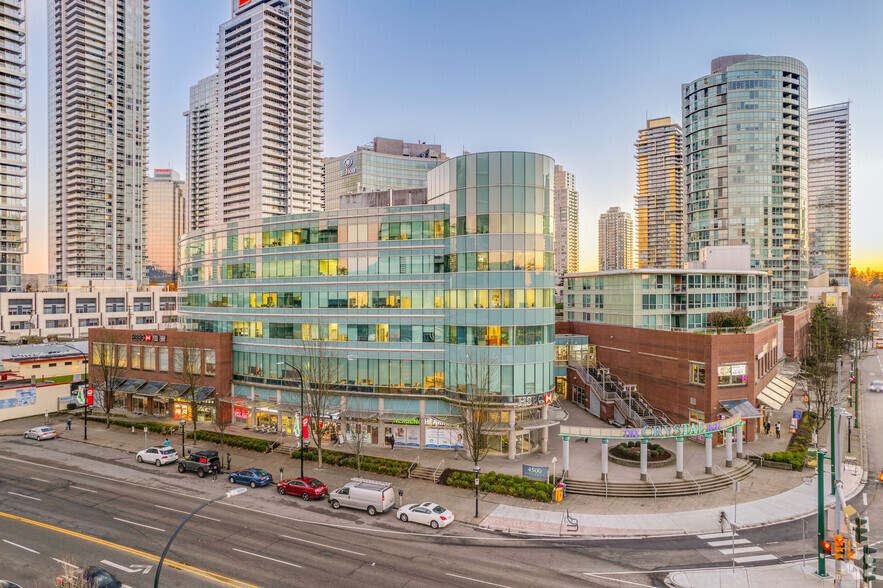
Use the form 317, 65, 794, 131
291, 448, 413, 478
762, 411, 817, 471
439, 469, 554, 502
607, 441, 674, 468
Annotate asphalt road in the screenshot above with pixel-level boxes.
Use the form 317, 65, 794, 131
1, 347, 882, 588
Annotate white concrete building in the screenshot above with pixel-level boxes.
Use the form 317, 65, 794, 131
0, 0, 26, 292
553, 165, 579, 299
598, 206, 634, 271
0, 284, 180, 341
184, 74, 219, 231
216, 0, 323, 223
808, 102, 851, 285
49, 0, 150, 284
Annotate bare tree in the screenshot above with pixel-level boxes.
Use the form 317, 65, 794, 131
175, 333, 206, 441
213, 398, 232, 451
90, 329, 125, 428
803, 304, 847, 431
343, 396, 370, 475
289, 339, 341, 468
453, 350, 498, 468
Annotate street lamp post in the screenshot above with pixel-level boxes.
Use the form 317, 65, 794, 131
473, 465, 481, 518
154, 487, 246, 587
277, 361, 305, 479
180, 419, 186, 457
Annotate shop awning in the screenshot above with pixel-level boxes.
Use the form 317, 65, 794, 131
378, 413, 419, 422
95, 377, 126, 391
156, 383, 191, 399
270, 402, 301, 413
720, 398, 763, 419
425, 415, 464, 426
193, 386, 215, 402
756, 375, 796, 410
137, 381, 168, 396
119, 379, 147, 393
516, 418, 559, 430
339, 409, 379, 420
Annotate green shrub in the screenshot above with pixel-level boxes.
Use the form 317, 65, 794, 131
86, 417, 179, 435
441, 469, 553, 502
190, 430, 270, 453
290, 448, 412, 478
765, 411, 816, 470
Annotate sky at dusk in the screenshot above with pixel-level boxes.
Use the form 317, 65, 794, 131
23, 0, 883, 274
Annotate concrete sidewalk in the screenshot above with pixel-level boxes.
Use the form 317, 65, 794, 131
664, 561, 860, 587
479, 461, 862, 537
0, 403, 866, 541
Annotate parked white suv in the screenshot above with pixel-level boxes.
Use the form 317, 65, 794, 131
136, 446, 179, 466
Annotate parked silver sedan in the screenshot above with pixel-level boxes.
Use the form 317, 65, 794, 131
869, 381, 883, 393
24, 426, 57, 441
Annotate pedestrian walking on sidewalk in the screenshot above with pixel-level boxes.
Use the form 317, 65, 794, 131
775, 422, 781, 439
390, 435, 396, 452
66, 419, 71, 431
764, 420, 770, 435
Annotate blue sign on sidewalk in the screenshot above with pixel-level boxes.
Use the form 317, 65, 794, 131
522, 464, 548, 480
793, 410, 802, 421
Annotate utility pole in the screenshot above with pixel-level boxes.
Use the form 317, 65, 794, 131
816, 448, 829, 578
854, 341, 859, 426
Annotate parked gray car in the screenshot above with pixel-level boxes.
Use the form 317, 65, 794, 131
869, 381, 883, 393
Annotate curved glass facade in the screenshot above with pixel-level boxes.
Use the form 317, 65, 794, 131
683, 55, 808, 312
179, 152, 556, 455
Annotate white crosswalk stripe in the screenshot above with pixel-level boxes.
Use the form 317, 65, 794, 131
719, 546, 764, 555
697, 532, 779, 564
733, 554, 778, 563
707, 539, 750, 547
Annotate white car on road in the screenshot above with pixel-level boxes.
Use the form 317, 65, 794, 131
24, 426, 57, 441
869, 381, 883, 393
398, 502, 455, 529
136, 446, 179, 466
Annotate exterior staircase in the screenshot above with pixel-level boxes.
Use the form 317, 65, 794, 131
568, 358, 673, 429
563, 460, 755, 498
409, 465, 442, 483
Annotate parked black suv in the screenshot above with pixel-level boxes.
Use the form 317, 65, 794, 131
177, 450, 220, 478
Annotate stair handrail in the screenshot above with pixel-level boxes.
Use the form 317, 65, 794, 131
683, 468, 701, 495
432, 459, 445, 483
742, 450, 764, 468
712, 464, 737, 486
407, 455, 420, 478
645, 471, 658, 499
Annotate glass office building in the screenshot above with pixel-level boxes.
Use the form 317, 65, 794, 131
179, 152, 557, 458
683, 55, 809, 312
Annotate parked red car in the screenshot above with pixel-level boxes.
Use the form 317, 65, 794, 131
277, 477, 328, 501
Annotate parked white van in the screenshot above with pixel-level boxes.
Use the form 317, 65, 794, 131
327, 478, 395, 515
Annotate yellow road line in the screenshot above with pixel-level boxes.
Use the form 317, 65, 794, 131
0, 510, 262, 588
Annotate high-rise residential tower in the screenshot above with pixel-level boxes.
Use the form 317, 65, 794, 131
0, 0, 26, 291
324, 137, 445, 211
808, 102, 850, 284
683, 55, 809, 312
634, 117, 684, 269
216, 0, 323, 223
49, 0, 150, 284
598, 206, 634, 271
553, 165, 579, 297
184, 74, 219, 231
145, 169, 185, 283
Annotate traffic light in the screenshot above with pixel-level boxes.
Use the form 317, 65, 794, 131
834, 534, 846, 560
822, 539, 833, 555
855, 516, 869, 543
847, 538, 856, 560
863, 545, 877, 583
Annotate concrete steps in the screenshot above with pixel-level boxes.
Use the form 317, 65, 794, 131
409, 465, 441, 483
564, 461, 755, 497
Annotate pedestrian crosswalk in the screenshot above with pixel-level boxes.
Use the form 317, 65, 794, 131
697, 532, 778, 563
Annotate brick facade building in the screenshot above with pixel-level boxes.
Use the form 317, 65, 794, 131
87, 329, 232, 423
557, 321, 788, 443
